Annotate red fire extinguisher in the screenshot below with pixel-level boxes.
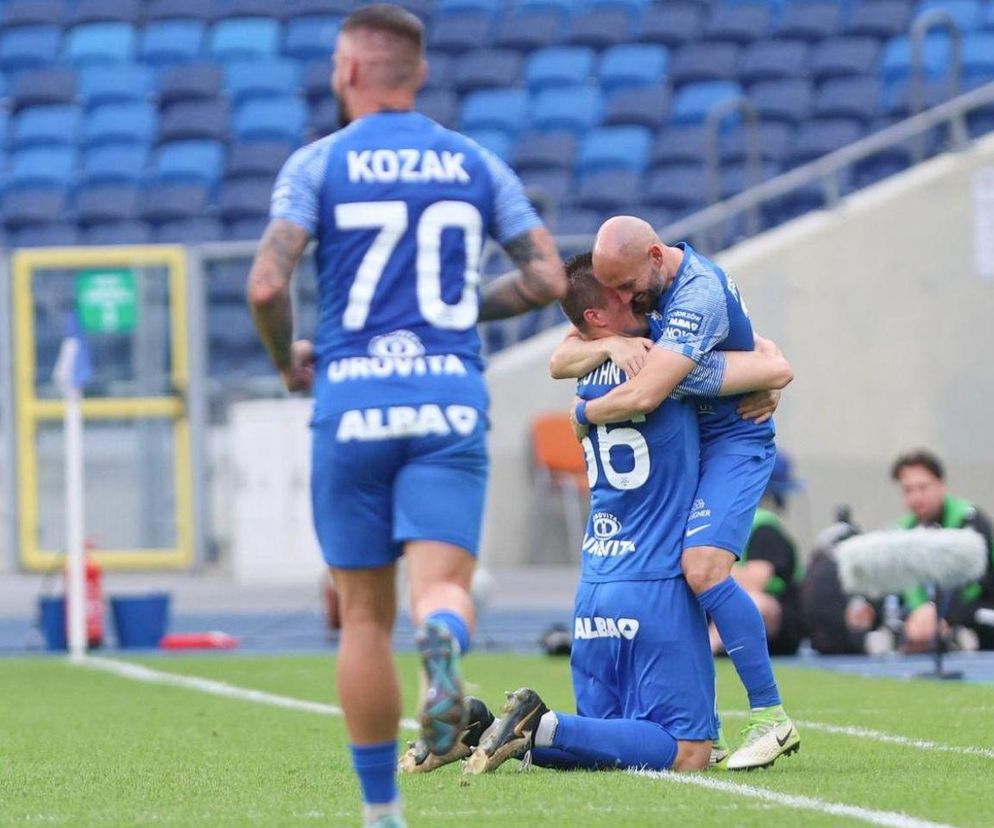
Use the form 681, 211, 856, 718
65, 546, 104, 648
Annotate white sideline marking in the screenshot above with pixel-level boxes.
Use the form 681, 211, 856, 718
720, 710, 994, 761
631, 770, 958, 828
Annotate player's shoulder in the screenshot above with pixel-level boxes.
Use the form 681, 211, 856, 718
280, 131, 341, 177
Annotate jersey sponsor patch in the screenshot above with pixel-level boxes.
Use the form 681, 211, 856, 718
345, 149, 470, 184
582, 512, 637, 558
336, 404, 478, 442
660, 308, 704, 340
573, 616, 640, 640
368, 329, 425, 358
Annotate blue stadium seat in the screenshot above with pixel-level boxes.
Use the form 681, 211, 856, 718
156, 218, 225, 243
81, 144, 149, 183
577, 126, 653, 174
511, 130, 577, 171
1, 186, 68, 229
637, 4, 705, 49
495, 9, 567, 51
284, 0, 354, 17
218, 177, 271, 221
82, 221, 153, 245
232, 97, 307, 143
437, 0, 503, 13
566, 9, 635, 49
220, 0, 288, 16
913, 0, 982, 31
0, 26, 62, 72
703, 3, 773, 45
882, 77, 955, 116
652, 124, 710, 166
962, 32, 994, 88
983, 3, 994, 31
721, 121, 795, 163
64, 23, 137, 65
428, 12, 495, 53
810, 37, 882, 82
776, 1, 841, 41
282, 16, 340, 62
71, 0, 142, 25
520, 168, 572, 202
603, 85, 671, 129
530, 86, 604, 134
553, 207, 602, 236
846, 0, 914, 39
453, 49, 523, 93
880, 33, 953, 84
464, 129, 514, 160
9, 68, 76, 113
209, 18, 281, 62
599, 44, 668, 93
1, 0, 65, 27
154, 140, 226, 183
74, 183, 142, 226
460, 89, 530, 134
302, 60, 333, 102
584, 0, 651, 15
790, 118, 866, 165
140, 181, 211, 223
225, 59, 300, 104
515, 0, 573, 13
417, 89, 460, 128
309, 98, 338, 138
160, 100, 230, 142
853, 143, 914, 188
571, 169, 642, 211
644, 164, 708, 213
139, 21, 206, 66
83, 102, 158, 146
719, 160, 780, 199
224, 217, 269, 241
159, 63, 224, 106
9, 148, 77, 187
144, 0, 216, 21
669, 42, 742, 86
748, 78, 813, 123
78, 64, 154, 107
10, 224, 80, 247
13, 106, 82, 149
423, 52, 454, 90
670, 81, 744, 124
226, 141, 291, 179
525, 47, 596, 91
813, 76, 882, 124
739, 39, 810, 84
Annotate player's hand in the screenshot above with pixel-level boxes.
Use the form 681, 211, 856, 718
280, 339, 316, 392
604, 336, 653, 377
737, 389, 780, 424
569, 396, 588, 441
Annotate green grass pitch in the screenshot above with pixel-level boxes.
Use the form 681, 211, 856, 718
2, 653, 993, 827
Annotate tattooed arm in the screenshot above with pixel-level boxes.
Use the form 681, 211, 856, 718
479, 226, 567, 321
247, 218, 314, 391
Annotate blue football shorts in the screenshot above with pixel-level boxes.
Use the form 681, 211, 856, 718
310, 407, 489, 569
683, 441, 776, 557
571, 577, 717, 741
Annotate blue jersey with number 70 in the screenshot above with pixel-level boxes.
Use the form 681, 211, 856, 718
270, 111, 542, 424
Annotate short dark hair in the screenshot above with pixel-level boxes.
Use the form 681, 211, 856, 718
891, 449, 945, 481
561, 251, 609, 332
342, 4, 424, 53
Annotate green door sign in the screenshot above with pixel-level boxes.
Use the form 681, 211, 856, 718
75, 269, 137, 334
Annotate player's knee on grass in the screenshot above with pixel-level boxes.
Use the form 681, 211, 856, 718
682, 546, 736, 595
671, 740, 711, 772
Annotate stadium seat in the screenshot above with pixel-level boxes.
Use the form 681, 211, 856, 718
739, 39, 811, 84
599, 44, 669, 93
74, 182, 142, 226
703, 3, 773, 45
453, 49, 523, 93
637, 4, 705, 49
571, 169, 642, 211
81, 144, 149, 183
437, 0, 503, 13
282, 16, 340, 62
208, 18, 282, 62
417, 89, 460, 128
810, 37, 882, 82
525, 47, 596, 91
853, 143, 914, 188
64, 23, 137, 66
9, 68, 76, 113
159, 63, 224, 106
962, 32, 994, 88
913, 0, 982, 31
13, 106, 82, 149
71, 0, 142, 25
460, 89, 530, 134
464, 129, 514, 160
225, 59, 300, 104
302, 60, 333, 103
10, 224, 80, 247
566, 9, 635, 49
577, 126, 653, 174
153, 140, 226, 183
495, 9, 567, 51
1, 187, 69, 229
530, 86, 604, 134
160, 100, 230, 143
224, 217, 269, 241
519, 168, 572, 203
0, 0, 65, 27
790, 118, 867, 166
218, 177, 272, 221
748, 78, 814, 124
719, 160, 780, 199
644, 164, 709, 212
776, 1, 841, 41
0, 26, 62, 72
83, 102, 158, 146
82, 221, 153, 245
156, 217, 225, 243
423, 52, 454, 90
652, 124, 711, 166
516, 0, 573, 14
511, 130, 577, 171
882, 76, 956, 116
226, 141, 291, 179
721, 121, 795, 164
140, 181, 212, 223
391, 0, 435, 15
232, 97, 308, 143
880, 33, 954, 84
668, 42, 742, 86
553, 207, 602, 236
309, 98, 338, 138
284, 0, 354, 17
220, 0, 288, 16
144, 0, 217, 21
670, 81, 744, 124
603, 85, 671, 129
846, 0, 914, 39
813, 76, 883, 125
139, 21, 206, 66
78, 64, 154, 108
428, 12, 495, 53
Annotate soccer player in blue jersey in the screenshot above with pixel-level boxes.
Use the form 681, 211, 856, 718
555, 216, 800, 771
246, 7, 566, 826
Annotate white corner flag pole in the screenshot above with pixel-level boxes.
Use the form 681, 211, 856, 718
53, 336, 87, 661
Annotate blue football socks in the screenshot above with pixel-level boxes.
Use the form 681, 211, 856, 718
350, 741, 398, 806
424, 609, 471, 655
551, 713, 678, 770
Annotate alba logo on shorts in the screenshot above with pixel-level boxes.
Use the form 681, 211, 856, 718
368, 330, 425, 358
582, 512, 636, 558
573, 616, 640, 641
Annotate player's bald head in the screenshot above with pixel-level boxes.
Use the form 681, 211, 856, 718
338, 4, 425, 91
592, 216, 661, 286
